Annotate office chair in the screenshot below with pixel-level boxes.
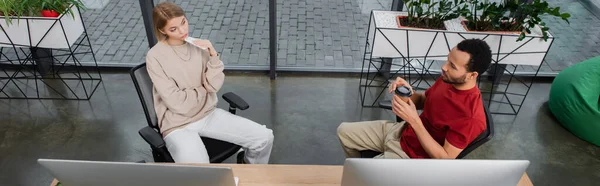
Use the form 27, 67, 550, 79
359, 100, 494, 159
131, 63, 249, 163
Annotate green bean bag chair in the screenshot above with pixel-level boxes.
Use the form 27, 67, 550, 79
548, 56, 600, 146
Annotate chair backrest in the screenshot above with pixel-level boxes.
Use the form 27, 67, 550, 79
130, 63, 159, 129
456, 104, 494, 159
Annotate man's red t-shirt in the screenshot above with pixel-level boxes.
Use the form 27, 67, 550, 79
400, 78, 486, 158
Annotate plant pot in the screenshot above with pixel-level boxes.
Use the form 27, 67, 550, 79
41, 10, 60, 17
460, 21, 521, 35
0, 5, 84, 49
369, 12, 454, 60
447, 18, 552, 66
396, 16, 447, 30
369, 11, 554, 67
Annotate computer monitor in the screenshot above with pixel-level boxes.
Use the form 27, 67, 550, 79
38, 159, 236, 186
341, 158, 530, 186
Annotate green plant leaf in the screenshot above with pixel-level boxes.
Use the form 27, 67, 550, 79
542, 32, 548, 41
517, 32, 526, 41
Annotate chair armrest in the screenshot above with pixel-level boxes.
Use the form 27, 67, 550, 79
222, 92, 249, 110
378, 100, 392, 110
138, 126, 166, 149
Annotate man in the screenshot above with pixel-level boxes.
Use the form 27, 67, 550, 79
338, 39, 492, 159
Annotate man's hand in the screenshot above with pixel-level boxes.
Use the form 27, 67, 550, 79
392, 94, 421, 127
389, 77, 414, 94
193, 39, 218, 57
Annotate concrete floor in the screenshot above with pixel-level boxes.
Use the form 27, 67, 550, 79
0, 71, 599, 185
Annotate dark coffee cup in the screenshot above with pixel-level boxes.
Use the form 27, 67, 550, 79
395, 86, 412, 103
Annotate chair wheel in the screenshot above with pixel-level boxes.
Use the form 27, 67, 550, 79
236, 151, 246, 164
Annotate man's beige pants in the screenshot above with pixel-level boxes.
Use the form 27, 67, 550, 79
337, 120, 410, 159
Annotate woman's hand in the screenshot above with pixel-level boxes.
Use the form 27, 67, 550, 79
193, 39, 218, 57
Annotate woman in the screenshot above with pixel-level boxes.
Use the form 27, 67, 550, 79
146, 2, 274, 163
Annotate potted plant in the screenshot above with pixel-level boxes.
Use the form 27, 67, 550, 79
397, 0, 471, 29
368, 0, 569, 66
368, 0, 473, 58
0, 0, 87, 49
40, 0, 86, 18
455, 0, 570, 66
1, 0, 39, 24
0, 0, 85, 21
462, 0, 570, 41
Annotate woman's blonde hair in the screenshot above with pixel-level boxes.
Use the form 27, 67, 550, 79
152, 2, 185, 41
